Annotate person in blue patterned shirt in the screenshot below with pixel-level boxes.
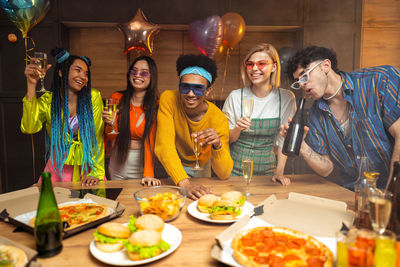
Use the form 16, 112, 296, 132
281, 45, 400, 190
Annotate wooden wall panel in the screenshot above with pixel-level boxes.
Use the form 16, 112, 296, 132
69, 27, 127, 97
306, 0, 360, 24
361, 0, 400, 69
304, 25, 360, 71
361, 28, 400, 69
362, 0, 400, 27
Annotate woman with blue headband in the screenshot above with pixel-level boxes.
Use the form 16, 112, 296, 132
155, 54, 233, 200
223, 43, 295, 185
21, 48, 105, 185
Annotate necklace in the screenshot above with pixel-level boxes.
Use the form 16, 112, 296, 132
323, 81, 343, 101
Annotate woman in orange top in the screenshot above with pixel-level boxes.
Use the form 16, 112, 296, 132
103, 56, 160, 186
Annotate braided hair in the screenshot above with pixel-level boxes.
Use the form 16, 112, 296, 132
48, 48, 98, 180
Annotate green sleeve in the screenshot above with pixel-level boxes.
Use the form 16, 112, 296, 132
20, 93, 52, 134
87, 89, 105, 180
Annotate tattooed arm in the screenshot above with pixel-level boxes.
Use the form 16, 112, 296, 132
280, 121, 334, 177
299, 141, 334, 177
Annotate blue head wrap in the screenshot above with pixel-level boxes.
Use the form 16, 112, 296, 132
179, 66, 212, 84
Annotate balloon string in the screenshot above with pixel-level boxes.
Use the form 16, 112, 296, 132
31, 134, 36, 183
221, 48, 231, 99
24, 36, 35, 66
25, 35, 36, 181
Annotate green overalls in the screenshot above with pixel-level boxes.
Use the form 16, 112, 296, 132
230, 88, 281, 176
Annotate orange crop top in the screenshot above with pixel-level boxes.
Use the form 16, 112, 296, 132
105, 92, 156, 178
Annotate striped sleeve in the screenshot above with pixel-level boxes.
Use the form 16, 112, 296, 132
377, 65, 400, 129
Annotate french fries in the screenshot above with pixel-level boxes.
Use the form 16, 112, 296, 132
138, 192, 183, 221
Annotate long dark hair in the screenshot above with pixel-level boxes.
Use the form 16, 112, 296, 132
115, 56, 158, 165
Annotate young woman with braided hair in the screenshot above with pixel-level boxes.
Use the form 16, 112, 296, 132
21, 48, 105, 185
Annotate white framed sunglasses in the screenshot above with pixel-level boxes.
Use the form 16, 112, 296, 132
290, 60, 324, 90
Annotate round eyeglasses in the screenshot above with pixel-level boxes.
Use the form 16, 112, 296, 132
290, 60, 323, 90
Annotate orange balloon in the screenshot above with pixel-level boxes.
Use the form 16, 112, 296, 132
214, 43, 229, 63
221, 12, 245, 49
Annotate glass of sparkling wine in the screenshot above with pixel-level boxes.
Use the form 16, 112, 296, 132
106, 98, 119, 134
242, 157, 253, 197
368, 190, 392, 234
242, 96, 254, 132
192, 136, 202, 170
34, 52, 49, 93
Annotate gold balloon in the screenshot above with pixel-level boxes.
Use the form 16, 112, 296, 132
221, 12, 246, 49
118, 8, 160, 54
215, 43, 229, 63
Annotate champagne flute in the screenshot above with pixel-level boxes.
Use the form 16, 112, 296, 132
368, 190, 392, 234
242, 157, 253, 197
34, 52, 49, 93
105, 98, 119, 135
192, 136, 202, 170
242, 96, 254, 132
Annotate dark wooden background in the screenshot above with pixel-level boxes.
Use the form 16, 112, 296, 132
1, 0, 399, 193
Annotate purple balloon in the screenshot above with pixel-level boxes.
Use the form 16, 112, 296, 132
189, 15, 223, 59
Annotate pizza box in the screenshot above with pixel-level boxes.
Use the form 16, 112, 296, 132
0, 235, 40, 267
0, 186, 126, 239
211, 192, 355, 266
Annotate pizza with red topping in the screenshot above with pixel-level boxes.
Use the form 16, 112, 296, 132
30, 203, 111, 230
231, 226, 333, 267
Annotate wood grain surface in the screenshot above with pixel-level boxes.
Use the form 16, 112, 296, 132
0, 175, 354, 267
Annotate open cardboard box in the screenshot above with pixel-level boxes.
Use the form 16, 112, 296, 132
0, 187, 125, 239
211, 192, 355, 266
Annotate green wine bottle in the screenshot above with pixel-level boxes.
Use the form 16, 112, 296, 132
34, 172, 63, 257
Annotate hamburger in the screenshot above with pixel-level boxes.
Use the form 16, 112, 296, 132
135, 214, 165, 233
209, 200, 241, 220
93, 222, 130, 252
197, 194, 219, 213
124, 230, 170, 260
221, 191, 246, 207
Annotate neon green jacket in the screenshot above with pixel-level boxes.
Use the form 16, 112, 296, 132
20, 89, 105, 182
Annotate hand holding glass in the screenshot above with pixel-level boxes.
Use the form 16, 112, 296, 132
192, 136, 202, 170
34, 52, 49, 93
242, 96, 254, 132
105, 99, 118, 135
242, 158, 253, 197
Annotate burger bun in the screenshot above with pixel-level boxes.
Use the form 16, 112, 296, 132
221, 191, 244, 206
197, 194, 219, 213
135, 214, 165, 232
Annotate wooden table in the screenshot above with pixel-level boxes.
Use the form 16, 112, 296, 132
0, 175, 354, 267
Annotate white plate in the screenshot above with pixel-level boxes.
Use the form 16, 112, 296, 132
187, 200, 254, 224
89, 223, 182, 266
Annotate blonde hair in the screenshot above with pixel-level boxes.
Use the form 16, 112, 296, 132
241, 43, 281, 88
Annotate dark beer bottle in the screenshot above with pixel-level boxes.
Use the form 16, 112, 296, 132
282, 97, 306, 156
388, 161, 400, 234
34, 172, 63, 257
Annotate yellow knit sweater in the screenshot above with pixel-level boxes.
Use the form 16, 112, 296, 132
155, 90, 233, 184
